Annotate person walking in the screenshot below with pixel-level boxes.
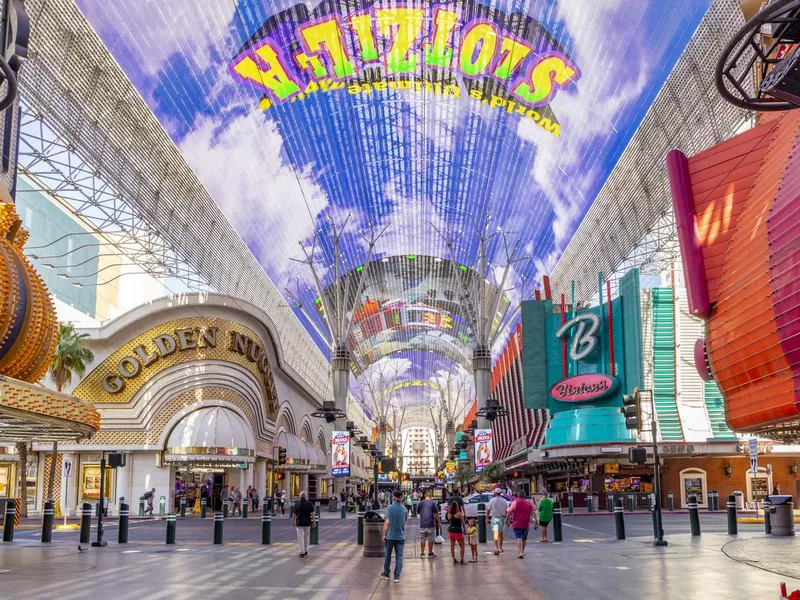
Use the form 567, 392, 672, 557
221, 485, 229, 512
537, 492, 554, 543
232, 487, 242, 516
280, 490, 286, 515
446, 499, 466, 564
417, 490, 440, 558
381, 490, 408, 583
506, 490, 535, 559
142, 487, 155, 516
487, 487, 509, 555
292, 491, 316, 557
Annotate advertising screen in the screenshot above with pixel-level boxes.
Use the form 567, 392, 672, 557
331, 431, 351, 477
474, 429, 493, 472
445, 461, 456, 483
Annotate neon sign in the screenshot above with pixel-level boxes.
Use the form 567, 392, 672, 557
229, 2, 580, 136
555, 313, 600, 361
549, 374, 618, 403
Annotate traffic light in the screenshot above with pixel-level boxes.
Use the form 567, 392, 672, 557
629, 447, 647, 464
277, 446, 287, 465
621, 389, 641, 430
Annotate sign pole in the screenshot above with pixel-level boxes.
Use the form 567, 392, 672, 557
652, 416, 666, 546
749, 438, 758, 519
62, 458, 72, 527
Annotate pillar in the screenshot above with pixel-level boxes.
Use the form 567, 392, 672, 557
473, 345, 492, 430
255, 459, 267, 495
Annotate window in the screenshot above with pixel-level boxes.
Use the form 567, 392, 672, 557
290, 473, 301, 499
678, 468, 707, 508
745, 468, 772, 504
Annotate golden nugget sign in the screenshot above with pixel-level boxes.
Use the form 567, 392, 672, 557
102, 328, 270, 393
229, 2, 579, 136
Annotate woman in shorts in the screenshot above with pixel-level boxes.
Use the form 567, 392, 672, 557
506, 490, 535, 559
446, 500, 466, 564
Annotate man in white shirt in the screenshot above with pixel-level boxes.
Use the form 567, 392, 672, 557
486, 488, 509, 555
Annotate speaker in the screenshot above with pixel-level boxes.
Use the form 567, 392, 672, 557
108, 452, 126, 468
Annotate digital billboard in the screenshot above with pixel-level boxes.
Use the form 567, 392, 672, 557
331, 430, 351, 476
474, 428, 493, 472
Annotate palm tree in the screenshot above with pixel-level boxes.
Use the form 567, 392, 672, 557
46, 322, 94, 501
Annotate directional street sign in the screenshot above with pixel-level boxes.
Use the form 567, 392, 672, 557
748, 438, 758, 459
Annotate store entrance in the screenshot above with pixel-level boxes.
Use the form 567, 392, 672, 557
174, 468, 227, 512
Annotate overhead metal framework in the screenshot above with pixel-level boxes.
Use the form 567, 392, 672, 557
550, 0, 752, 301
17, 0, 332, 401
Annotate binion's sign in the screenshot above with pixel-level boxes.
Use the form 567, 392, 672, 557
549, 373, 619, 403
229, 2, 579, 137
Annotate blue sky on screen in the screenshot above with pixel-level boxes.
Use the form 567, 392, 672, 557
76, 0, 711, 405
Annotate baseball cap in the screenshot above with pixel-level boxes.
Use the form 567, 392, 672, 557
493, 488, 501, 494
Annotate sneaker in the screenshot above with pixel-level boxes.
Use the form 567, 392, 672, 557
468, 559, 478, 563
394, 578, 400, 583
380, 572, 390, 580
428, 552, 437, 558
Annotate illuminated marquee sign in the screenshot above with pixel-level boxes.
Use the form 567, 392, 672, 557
549, 374, 619, 403
331, 431, 351, 477
474, 429, 493, 472
229, 2, 579, 137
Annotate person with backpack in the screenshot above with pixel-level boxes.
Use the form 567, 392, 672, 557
142, 487, 155, 516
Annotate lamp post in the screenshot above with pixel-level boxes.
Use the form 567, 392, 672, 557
91, 452, 107, 547
651, 418, 667, 547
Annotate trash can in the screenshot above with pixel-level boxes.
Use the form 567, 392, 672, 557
768, 495, 795, 537
362, 510, 385, 558
733, 491, 744, 511
329, 497, 338, 512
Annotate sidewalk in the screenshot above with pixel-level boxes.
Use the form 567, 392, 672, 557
723, 535, 800, 580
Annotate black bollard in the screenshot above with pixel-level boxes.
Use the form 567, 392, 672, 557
340, 502, 346, 519
567, 493, 574, 514
553, 501, 563, 542
80, 502, 92, 544
357, 506, 365, 545
200, 498, 207, 519
615, 499, 626, 540
667, 492, 674, 512
627, 493, 635, 512
477, 503, 487, 544
726, 495, 738, 535
651, 494, 659, 540
118, 502, 130, 544
213, 512, 224, 544
607, 493, 614, 513
41, 501, 54, 543
179, 496, 186, 518
166, 513, 176, 544
243, 502, 248, 519
765, 500, 772, 535
3, 501, 15, 542
139, 498, 145, 516
262, 505, 272, 544
223, 502, 229, 518
688, 495, 701, 536
707, 491, 715, 512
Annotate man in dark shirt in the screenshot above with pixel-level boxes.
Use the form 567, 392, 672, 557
292, 491, 316, 557
417, 490, 440, 558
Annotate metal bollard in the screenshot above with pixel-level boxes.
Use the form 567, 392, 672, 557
412, 502, 417, 518
159, 496, 166, 516
80, 502, 92, 544
213, 513, 223, 544
707, 491, 715, 512
588, 494, 594, 513
650, 494, 658, 539
477, 503, 487, 544
340, 502, 346, 519
118, 503, 130, 544
615, 499, 626, 540
765, 501, 772, 535
41, 501, 54, 543
139, 498, 145, 516
3, 501, 15, 542
627, 494, 635, 512
223, 502, 229, 518
726, 495, 738, 535
243, 502, 248, 519
607, 493, 614, 513
166, 513, 176, 544
310, 502, 320, 545
200, 498, 207, 519
567, 493, 574, 514
289, 501, 295, 518
688, 495, 701, 536
357, 506, 365, 545
667, 492, 674, 512
180, 496, 186, 518
262, 504, 272, 544
553, 501, 563, 542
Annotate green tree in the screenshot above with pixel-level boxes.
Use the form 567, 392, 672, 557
481, 462, 505, 483
46, 322, 94, 501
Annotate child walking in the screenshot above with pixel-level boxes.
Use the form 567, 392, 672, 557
467, 518, 479, 563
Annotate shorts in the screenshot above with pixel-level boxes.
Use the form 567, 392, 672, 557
513, 528, 530, 540
448, 532, 464, 541
468, 536, 478, 546
490, 516, 505, 532
539, 520, 550, 528
419, 527, 435, 542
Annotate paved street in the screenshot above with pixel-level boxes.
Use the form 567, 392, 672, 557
2, 511, 799, 599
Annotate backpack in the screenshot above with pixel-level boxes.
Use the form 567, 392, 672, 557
142, 491, 153, 500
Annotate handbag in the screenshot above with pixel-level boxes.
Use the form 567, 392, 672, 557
434, 534, 444, 544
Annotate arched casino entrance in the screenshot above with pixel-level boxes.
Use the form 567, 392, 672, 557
165, 406, 256, 512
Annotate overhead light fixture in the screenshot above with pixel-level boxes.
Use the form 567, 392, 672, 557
42, 262, 56, 269
58, 273, 69, 279
724, 463, 732, 478
791, 463, 798, 477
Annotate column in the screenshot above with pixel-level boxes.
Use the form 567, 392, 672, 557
255, 459, 267, 495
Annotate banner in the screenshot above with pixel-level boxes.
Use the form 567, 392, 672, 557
474, 429, 493, 472
331, 431, 351, 477
445, 461, 456, 483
